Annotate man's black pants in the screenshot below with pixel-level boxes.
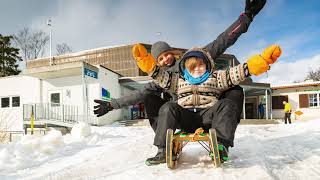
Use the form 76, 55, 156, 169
143, 94, 168, 132
284, 112, 292, 124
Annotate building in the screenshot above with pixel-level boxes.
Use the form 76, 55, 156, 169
271, 81, 320, 121
0, 62, 131, 132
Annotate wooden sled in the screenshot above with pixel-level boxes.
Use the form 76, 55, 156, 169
166, 128, 221, 169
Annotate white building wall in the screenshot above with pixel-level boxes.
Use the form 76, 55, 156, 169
0, 76, 40, 131
42, 76, 83, 107
272, 86, 320, 121
0, 66, 137, 129
94, 67, 123, 125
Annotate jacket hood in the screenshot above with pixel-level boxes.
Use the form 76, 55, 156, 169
179, 47, 215, 77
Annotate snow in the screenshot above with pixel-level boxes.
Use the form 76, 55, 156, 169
1, 120, 320, 180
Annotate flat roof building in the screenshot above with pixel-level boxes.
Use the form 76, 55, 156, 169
271, 81, 320, 121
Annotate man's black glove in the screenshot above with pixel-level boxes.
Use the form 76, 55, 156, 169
93, 99, 114, 117
245, 0, 266, 20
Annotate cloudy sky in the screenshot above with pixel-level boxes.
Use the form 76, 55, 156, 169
1, 0, 320, 85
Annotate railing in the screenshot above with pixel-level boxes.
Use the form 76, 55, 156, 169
8, 131, 24, 142
0, 131, 24, 143
23, 103, 80, 124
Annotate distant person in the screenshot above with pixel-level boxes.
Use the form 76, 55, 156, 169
258, 102, 264, 119
283, 101, 292, 124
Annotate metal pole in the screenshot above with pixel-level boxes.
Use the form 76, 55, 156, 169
270, 89, 273, 119
265, 89, 268, 120
31, 106, 34, 135
50, 28, 52, 65
47, 19, 53, 66
82, 62, 87, 123
243, 88, 246, 120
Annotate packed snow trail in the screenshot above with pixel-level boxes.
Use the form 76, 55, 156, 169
1, 120, 320, 180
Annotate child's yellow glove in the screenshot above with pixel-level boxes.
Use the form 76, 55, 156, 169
247, 45, 282, 76
132, 43, 156, 73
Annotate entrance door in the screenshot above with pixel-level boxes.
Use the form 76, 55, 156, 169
48, 90, 63, 120
245, 103, 254, 119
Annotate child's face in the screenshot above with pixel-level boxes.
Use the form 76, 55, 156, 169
189, 63, 206, 78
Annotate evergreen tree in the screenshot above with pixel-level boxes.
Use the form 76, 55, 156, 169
0, 34, 22, 77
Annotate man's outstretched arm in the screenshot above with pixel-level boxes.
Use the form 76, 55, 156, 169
204, 0, 266, 60
109, 82, 163, 109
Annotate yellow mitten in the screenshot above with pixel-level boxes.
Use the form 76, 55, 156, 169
247, 45, 282, 76
132, 43, 156, 73
261, 45, 282, 64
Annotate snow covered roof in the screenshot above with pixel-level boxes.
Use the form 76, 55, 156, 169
29, 44, 133, 61
65, 44, 131, 57
271, 81, 320, 89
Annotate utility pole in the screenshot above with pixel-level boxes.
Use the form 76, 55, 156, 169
47, 19, 53, 66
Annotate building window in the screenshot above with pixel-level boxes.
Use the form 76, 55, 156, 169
50, 93, 60, 106
1, 97, 10, 108
12, 96, 20, 107
309, 94, 318, 107
272, 95, 288, 109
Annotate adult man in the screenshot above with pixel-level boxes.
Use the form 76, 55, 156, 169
94, 0, 266, 165
258, 102, 265, 119
283, 101, 292, 124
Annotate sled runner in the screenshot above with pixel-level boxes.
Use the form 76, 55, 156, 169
166, 128, 221, 169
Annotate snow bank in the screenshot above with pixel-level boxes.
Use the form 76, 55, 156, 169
0, 122, 95, 173
71, 122, 91, 139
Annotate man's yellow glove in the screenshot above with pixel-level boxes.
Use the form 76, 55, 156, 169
132, 43, 156, 73
247, 45, 282, 76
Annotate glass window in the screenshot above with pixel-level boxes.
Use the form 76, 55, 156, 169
309, 94, 318, 107
12, 96, 20, 107
50, 93, 60, 106
272, 96, 288, 109
1, 97, 10, 108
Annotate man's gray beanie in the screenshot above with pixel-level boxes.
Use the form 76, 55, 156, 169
151, 41, 173, 60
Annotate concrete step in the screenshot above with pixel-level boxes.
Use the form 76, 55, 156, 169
115, 119, 150, 127
115, 118, 280, 127
239, 119, 280, 125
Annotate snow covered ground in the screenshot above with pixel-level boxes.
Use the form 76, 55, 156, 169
1, 119, 320, 180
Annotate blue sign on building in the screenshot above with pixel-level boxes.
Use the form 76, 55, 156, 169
102, 88, 111, 100
84, 68, 98, 79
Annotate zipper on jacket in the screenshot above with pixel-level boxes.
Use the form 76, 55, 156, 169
191, 85, 200, 107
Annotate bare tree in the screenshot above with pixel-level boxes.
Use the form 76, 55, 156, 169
305, 67, 320, 81
30, 30, 49, 59
13, 28, 30, 61
13, 27, 49, 62
56, 43, 72, 55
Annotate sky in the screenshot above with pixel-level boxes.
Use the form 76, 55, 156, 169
1, 120, 320, 179
1, 0, 320, 85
